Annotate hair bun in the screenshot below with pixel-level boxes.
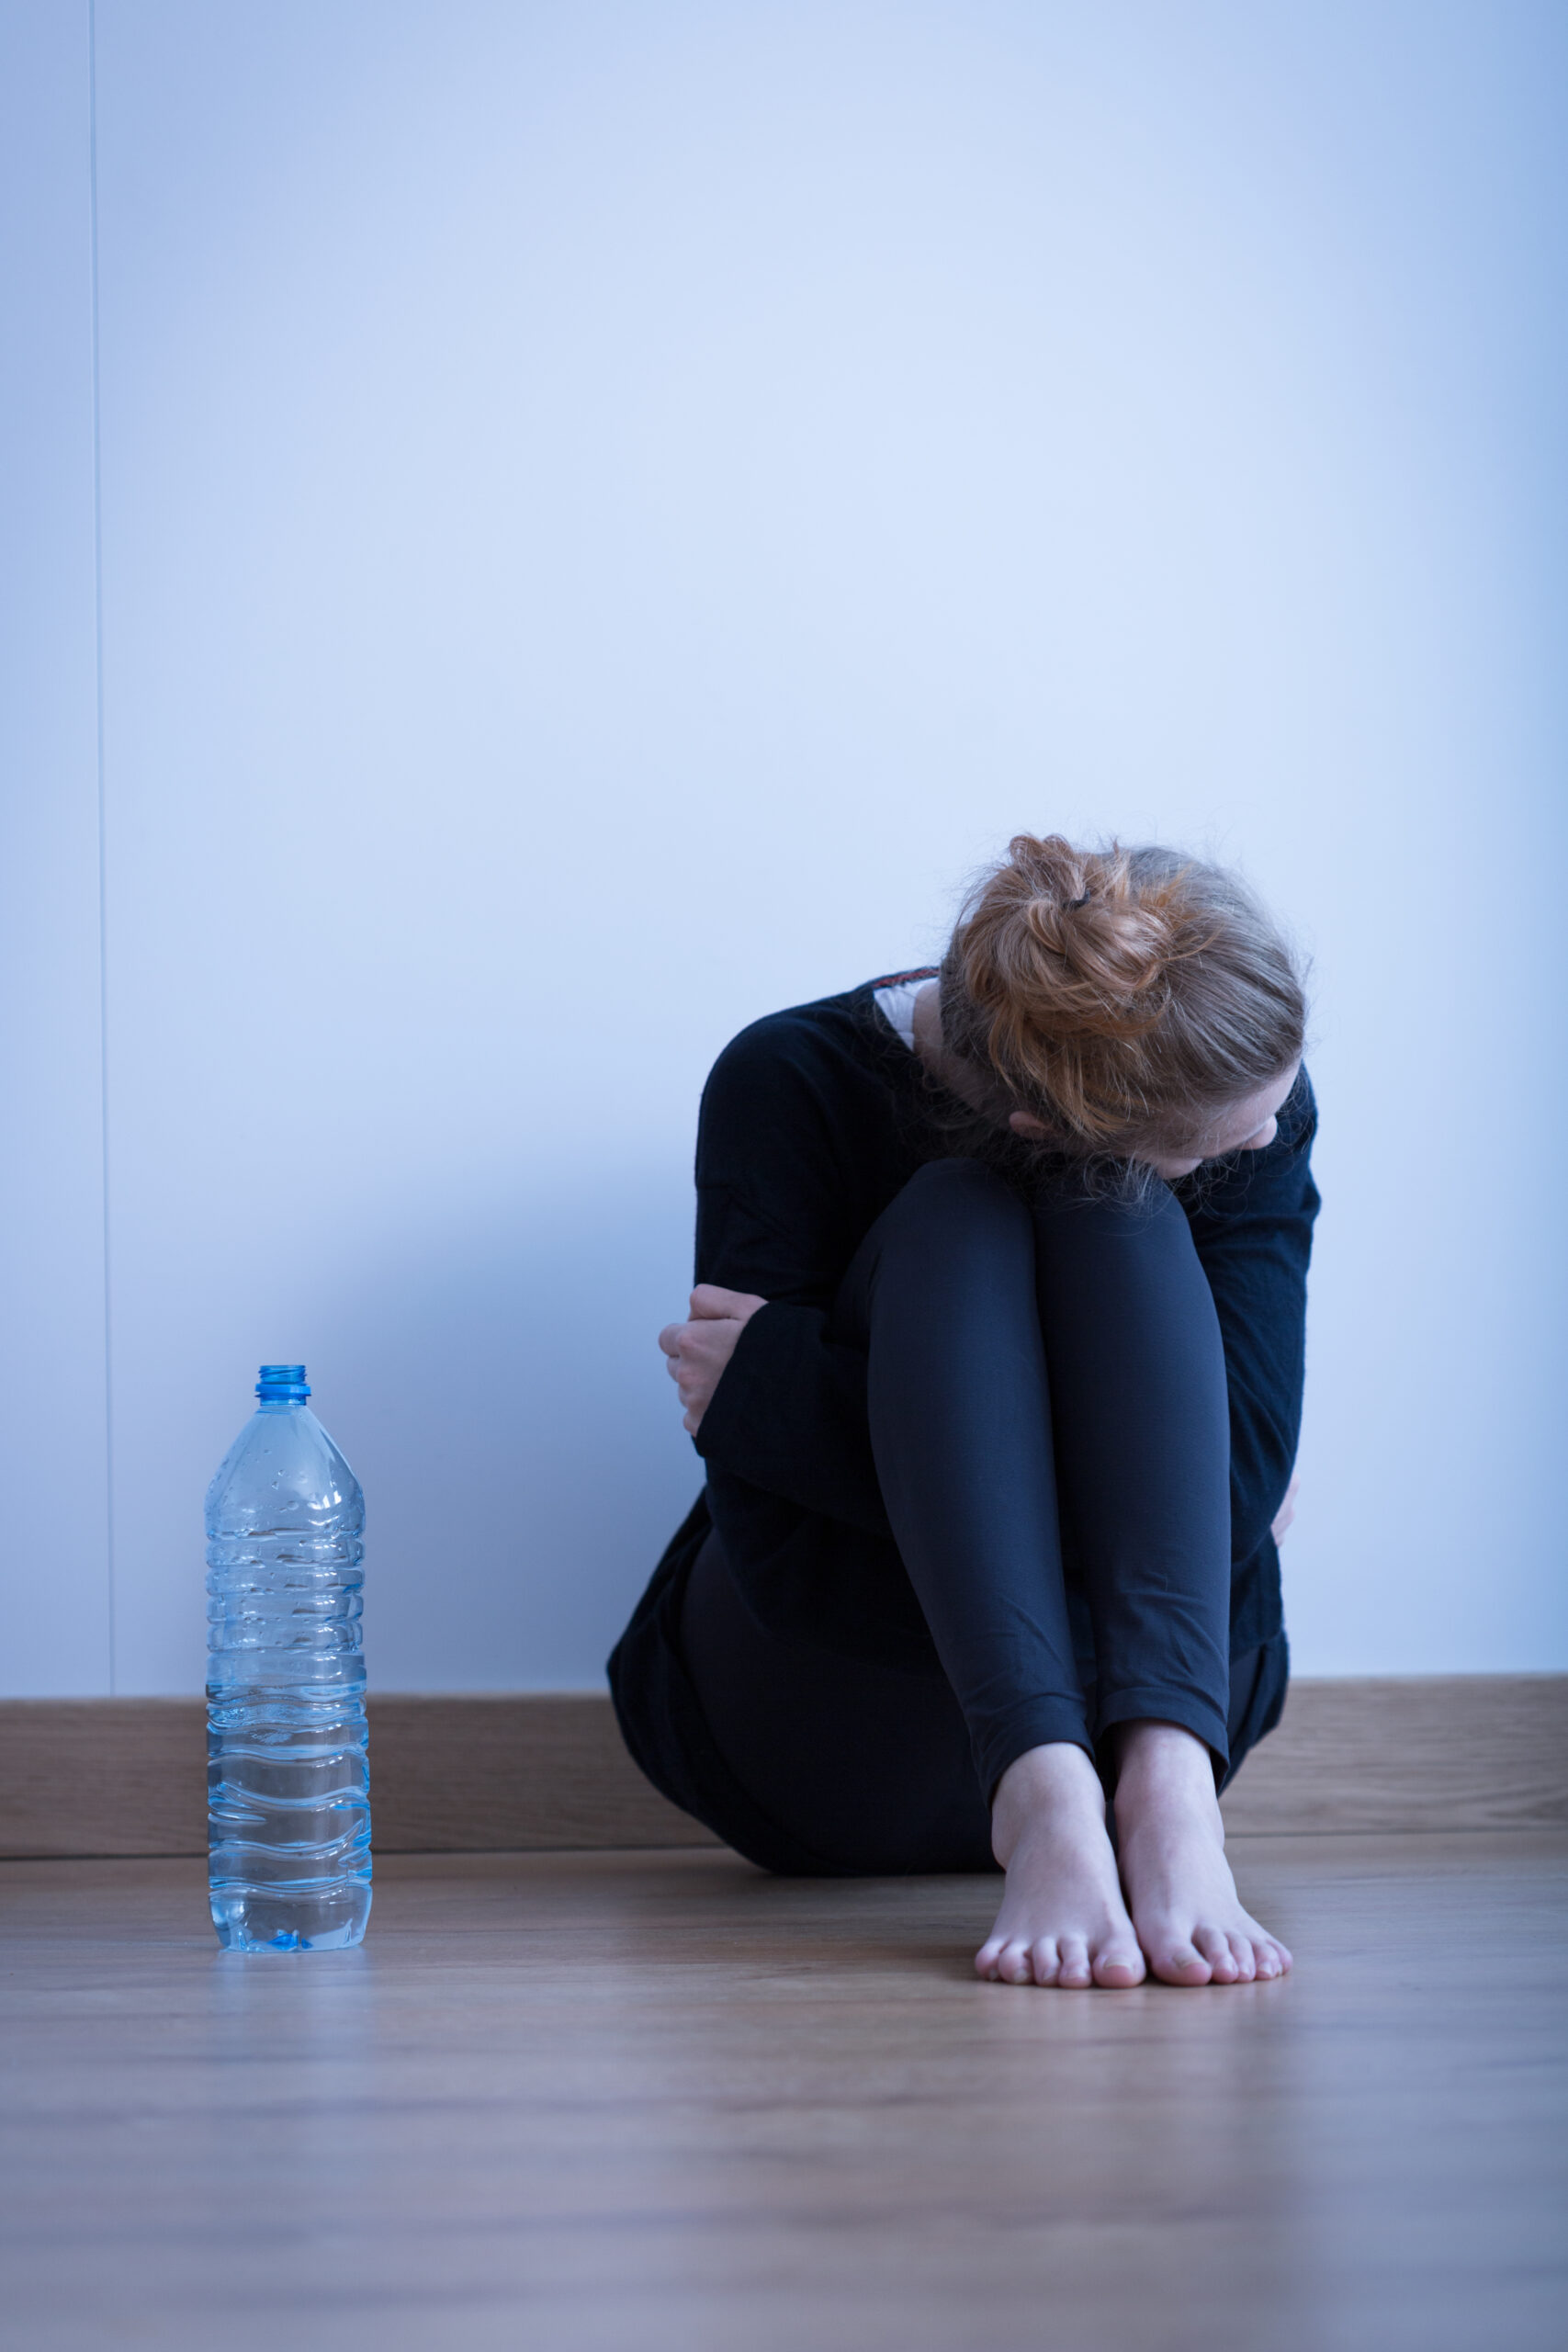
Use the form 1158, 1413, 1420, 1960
1000, 834, 1183, 1041
939, 831, 1305, 1159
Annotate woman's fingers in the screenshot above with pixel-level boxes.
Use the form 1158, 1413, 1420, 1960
659, 1330, 703, 1403
657, 1300, 767, 1434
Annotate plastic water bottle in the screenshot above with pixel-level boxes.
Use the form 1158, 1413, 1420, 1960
205, 1364, 371, 1951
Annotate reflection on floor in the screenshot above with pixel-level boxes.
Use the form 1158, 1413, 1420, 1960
2, 1834, 1564, 2351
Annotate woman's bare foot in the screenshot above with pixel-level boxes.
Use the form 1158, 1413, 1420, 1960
976, 1743, 1146, 1987
1113, 1722, 1294, 1986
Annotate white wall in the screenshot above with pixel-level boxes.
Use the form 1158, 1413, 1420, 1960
3, 0, 1563, 1695
0, 2, 111, 1690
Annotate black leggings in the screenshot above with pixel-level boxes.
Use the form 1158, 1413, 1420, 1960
681, 1159, 1247, 1875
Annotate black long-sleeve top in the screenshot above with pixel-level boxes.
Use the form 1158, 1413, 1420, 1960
678, 973, 1319, 1666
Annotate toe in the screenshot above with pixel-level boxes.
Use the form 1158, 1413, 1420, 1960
1150, 1940, 1211, 1984
1193, 1925, 1240, 1982
1091, 1940, 1145, 1988
1227, 1933, 1258, 1983
1055, 1936, 1093, 1988
1029, 1939, 1062, 1986
998, 1940, 1034, 1984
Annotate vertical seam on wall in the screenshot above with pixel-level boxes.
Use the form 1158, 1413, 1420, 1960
87, 0, 116, 1694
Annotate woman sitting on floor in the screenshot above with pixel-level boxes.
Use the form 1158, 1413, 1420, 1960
610, 831, 1316, 1988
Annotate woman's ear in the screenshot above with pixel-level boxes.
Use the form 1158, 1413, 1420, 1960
1008, 1111, 1052, 1139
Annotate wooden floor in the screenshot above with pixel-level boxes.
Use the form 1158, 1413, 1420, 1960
3, 1836, 1564, 2352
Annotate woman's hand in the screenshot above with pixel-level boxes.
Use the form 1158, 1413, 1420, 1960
1271, 1474, 1300, 1545
658, 1284, 767, 1435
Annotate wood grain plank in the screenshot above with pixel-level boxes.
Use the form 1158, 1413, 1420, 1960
1, 1676, 1562, 1857
0, 1699, 205, 1858
1220, 1673, 1568, 1834
1, 1837, 1564, 2351
367, 1693, 714, 1852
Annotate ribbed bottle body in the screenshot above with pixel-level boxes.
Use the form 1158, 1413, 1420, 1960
205, 1378, 370, 1951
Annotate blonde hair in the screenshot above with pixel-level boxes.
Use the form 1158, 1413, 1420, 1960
938, 833, 1305, 1162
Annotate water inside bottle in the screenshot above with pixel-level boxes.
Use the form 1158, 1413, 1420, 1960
206, 1366, 371, 1951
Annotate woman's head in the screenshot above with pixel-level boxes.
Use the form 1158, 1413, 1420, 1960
937, 833, 1306, 1179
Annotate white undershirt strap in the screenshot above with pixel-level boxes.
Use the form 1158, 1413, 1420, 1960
872, 978, 931, 1052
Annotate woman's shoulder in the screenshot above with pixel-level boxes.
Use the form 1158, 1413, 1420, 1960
696, 979, 927, 1170
707, 975, 929, 1085
1181, 1066, 1320, 1236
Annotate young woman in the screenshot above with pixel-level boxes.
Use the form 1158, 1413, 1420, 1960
610, 833, 1316, 1988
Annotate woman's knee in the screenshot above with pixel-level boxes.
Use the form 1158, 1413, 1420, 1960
1034, 1175, 1201, 1284
836, 1159, 1033, 1338
892, 1155, 1028, 1234
880, 1159, 1035, 1280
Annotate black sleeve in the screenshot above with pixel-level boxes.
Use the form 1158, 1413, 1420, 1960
685, 1015, 891, 1535
1181, 1069, 1321, 1565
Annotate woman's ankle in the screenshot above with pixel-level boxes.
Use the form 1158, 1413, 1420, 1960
990, 1740, 1106, 1866
1113, 1720, 1223, 1814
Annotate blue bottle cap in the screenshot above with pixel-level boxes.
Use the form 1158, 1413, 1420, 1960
255, 1363, 311, 1400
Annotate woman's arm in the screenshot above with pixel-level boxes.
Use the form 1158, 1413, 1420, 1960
670, 1010, 897, 1534
1182, 1069, 1321, 1564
